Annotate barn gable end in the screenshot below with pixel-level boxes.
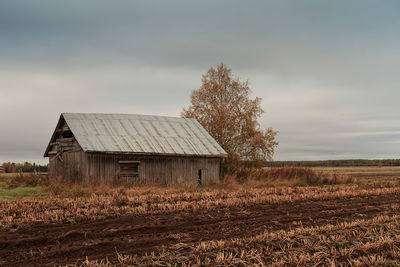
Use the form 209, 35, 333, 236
44, 114, 83, 158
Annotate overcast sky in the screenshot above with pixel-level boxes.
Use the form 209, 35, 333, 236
1, 1, 400, 164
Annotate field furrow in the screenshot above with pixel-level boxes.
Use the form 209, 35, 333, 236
0, 188, 398, 266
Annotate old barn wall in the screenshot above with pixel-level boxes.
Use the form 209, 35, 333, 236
47, 118, 88, 181
85, 153, 221, 185
49, 152, 221, 185
48, 151, 88, 182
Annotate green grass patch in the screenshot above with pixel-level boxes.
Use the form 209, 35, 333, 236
0, 186, 43, 201
0, 173, 15, 188
0, 173, 45, 201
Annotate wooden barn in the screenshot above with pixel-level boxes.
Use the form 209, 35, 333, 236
0, 167, 5, 174
44, 113, 227, 185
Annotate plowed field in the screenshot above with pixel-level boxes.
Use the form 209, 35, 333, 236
1, 187, 399, 266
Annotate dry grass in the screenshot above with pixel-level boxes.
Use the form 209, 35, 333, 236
226, 166, 353, 186
78, 214, 400, 266
1, 183, 400, 228
312, 166, 400, 176
7, 172, 50, 188
1, 168, 400, 266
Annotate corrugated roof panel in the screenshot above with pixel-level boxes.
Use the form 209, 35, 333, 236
83, 135, 104, 151
79, 120, 94, 136
186, 119, 223, 153
66, 119, 85, 136
58, 113, 227, 157
175, 137, 194, 154
158, 121, 175, 137
190, 137, 210, 155
167, 137, 185, 154
120, 136, 134, 152
113, 135, 132, 152
109, 120, 129, 136
159, 137, 176, 154
121, 120, 139, 136
152, 136, 166, 153
130, 119, 148, 136
191, 119, 226, 154
98, 135, 120, 151
184, 120, 214, 152
150, 120, 167, 137
171, 121, 189, 137
140, 120, 158, 137
136, 135, 155, 153
151, 136, 168, 153
123, 135, 142, 152
180, 121, 195, 137
146, 136, 162, 153
74, 134, 91, 151
101, 120, 115, 136
185, 138, 200, 154
180, 120, 196, 137
163, 120, 181, 137
92, 119, 109, 135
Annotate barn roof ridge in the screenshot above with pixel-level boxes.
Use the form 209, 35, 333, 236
61, 112, 197, 121
44, 113, 227, 158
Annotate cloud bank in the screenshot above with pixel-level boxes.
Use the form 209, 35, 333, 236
1, 0, 399, 163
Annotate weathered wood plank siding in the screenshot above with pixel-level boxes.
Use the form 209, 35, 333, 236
49, 152, 220, 185
48, 151, 88, 182
84, 153, 221, 185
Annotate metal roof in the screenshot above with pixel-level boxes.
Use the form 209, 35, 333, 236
46, 113, 227, 157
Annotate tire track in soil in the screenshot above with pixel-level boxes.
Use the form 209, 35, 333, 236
0, 193, 399, 266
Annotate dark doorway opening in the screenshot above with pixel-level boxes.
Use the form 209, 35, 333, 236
198, 169, 202, 185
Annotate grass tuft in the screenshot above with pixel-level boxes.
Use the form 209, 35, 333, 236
223, 167, 353, 186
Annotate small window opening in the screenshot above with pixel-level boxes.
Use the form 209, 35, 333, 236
198, 169, 202, 185
62, 130, 73, 138
119, 161, 139, 181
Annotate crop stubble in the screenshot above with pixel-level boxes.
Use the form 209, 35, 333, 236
0, 184, 399, 266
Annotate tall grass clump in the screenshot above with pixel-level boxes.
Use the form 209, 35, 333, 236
7, 172, 50, 188
266, 167, 322, 185
223, 167, 352, 186
223, 166, 268, 184
112, 188, 129, 207
44, 177, 119, 198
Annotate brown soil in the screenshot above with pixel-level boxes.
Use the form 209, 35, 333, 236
0, 193, 399, 266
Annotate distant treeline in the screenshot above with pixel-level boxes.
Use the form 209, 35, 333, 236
265, 159, 400, 168
1, 162, 48, 173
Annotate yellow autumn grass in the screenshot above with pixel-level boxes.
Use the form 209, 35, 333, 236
1, 183, 400, 228
80, 214, 400, 266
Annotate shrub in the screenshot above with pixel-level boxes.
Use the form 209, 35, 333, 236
7, 172, 50, 188
223, 167, 352, 186
223, 167, 267, 184
45, 182, 93, 198
266, 167, 322, 186
266, 167, 316, 180
112, 188, 129, 207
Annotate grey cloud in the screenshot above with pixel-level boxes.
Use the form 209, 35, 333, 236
1, 0, 400, 162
